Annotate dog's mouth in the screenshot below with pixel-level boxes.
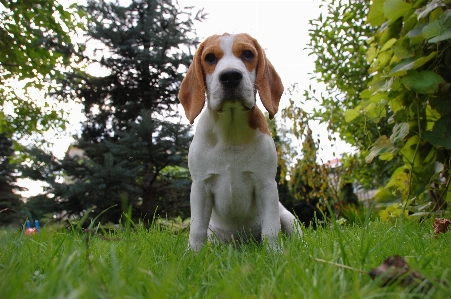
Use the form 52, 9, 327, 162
217, 98, 254, 113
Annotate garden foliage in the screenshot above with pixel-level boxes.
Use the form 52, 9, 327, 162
352, 0, 451, 214
287, 0, 451, 219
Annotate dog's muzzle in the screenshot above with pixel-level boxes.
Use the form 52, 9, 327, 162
220, 69, 243, 89
217, 69, 254, 111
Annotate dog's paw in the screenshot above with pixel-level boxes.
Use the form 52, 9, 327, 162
188, 241, 203, 252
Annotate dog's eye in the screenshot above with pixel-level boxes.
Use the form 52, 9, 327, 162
205, 53, 217, 65
242, 50, 254, 61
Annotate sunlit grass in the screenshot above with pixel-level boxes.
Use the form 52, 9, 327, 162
1, 218, 450, 298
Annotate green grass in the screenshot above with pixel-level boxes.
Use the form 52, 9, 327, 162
1, 218, 450, 298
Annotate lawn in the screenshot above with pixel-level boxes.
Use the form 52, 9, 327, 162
0, 218, 450, 298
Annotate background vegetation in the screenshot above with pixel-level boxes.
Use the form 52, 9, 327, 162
1, 0, 451, 228
1, 0, 451, 297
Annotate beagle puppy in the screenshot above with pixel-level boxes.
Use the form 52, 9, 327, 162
178, 33, 301, 251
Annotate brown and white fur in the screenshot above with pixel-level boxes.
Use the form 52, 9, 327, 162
178, 33, 301, 251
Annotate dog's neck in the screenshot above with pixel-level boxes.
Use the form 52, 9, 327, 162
207, 105, 259, 144
203, 104, 271, 145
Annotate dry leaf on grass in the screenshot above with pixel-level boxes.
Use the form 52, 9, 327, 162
369, 255, 427, 288
433, 218, 451, 235
315, 255, 447, 292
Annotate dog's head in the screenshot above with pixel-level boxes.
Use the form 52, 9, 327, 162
178, 33, 284, 124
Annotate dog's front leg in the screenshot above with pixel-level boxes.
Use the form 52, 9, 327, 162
189, 180, 213, 252
256, 180, 281, 250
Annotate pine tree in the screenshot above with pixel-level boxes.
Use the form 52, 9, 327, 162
0, 133, 24, 226
70, 110, 191, 222
23, 111, 191, 223
58, 0, 205, 141
23, 0, 203, 224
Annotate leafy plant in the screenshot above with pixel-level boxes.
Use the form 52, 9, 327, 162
351, 0, 451, 216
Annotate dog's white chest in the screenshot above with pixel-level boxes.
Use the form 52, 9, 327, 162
188, 118, 277, 219
210, 164, 254, 218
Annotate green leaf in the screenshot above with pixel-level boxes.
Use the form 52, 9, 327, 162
375, 51, 393, 70
401, 70, 443, 94
400, 136, 420, 165
385, 165, 410, 192
389, 58, 416, 76
393, 37, 415, 59
380, 152, 395, 161
403, 14, 418, 34
366, 46, 378, 62
384, 0, 412, 21
429, 30, 451, 43
389, 52, 438, 76
344, 109, 360, 122
422, 10, 448, 39
374, 187, 398, 203
423, 10, 451, 43
381, 38, 397, 52
422, 115, 451, 149
429, 93, 451, 116
389, 93, 405, 113
407, 23, 426, 38
367, 0, 386, 26
360, 89, 373, 99
412, 51, 438, 68
366, 103, 386, 123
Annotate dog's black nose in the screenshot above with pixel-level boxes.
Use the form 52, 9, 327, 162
220, 70, 242, 88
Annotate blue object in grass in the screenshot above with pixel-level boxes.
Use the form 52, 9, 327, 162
34, 220, 40, 233
26, 220, 31, 229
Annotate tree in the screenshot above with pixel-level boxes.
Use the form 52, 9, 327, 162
57, 0, 205, 141
0, 0, 84, 138
23, 0, 204, 224
0, 134, 24, 226
22, 112, 192, 223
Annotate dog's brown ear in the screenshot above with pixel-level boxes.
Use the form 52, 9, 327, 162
178, 41, 206, 124
253, 38, 284, 119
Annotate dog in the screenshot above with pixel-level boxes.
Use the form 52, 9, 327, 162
178, 33, 301, 251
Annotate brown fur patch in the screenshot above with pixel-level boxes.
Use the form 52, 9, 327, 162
232, 34, 259, 73
200, 35, 224, 75
248, 106, 271, 136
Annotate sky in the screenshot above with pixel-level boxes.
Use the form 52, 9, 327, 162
19, 0, 354, 197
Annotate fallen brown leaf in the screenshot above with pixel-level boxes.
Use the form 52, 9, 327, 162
433, 218, 451, 236
369, 255, 427, 288
315, 255, 447, 292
